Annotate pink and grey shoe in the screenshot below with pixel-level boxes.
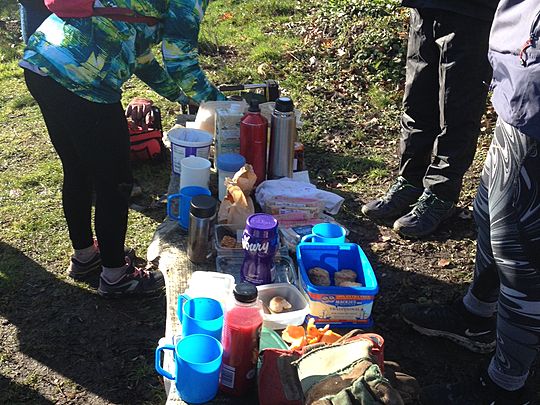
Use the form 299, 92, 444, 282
97, 259, 165, 298
67, 243, 136, 281
67, 252, 102, 280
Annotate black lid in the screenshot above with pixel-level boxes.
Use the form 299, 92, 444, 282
190, 195, 217, 218
274, 97, 294, 112
233, 282, 258, 303
248, 100, 261, 113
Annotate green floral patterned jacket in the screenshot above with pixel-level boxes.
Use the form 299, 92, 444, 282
21, 0, 226, 104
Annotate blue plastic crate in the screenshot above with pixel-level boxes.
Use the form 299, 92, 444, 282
297, 243, 378, 328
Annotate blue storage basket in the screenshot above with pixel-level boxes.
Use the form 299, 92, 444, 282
297, 242, 378, 328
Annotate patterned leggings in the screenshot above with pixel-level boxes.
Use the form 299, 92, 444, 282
464, 118, 540, 388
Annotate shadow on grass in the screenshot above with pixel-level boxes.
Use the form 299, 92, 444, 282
0, 242, 166, 404
0, 375, 53, 405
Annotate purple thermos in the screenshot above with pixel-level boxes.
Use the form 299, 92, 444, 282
240, 214, 279, 285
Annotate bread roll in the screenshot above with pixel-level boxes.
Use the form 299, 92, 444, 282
334, 269, 357, 285
308, 267, 331, 286
269, 296, 292, 313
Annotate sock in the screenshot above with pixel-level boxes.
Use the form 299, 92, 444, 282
488, 357, 528, 392
463, 291, 497, 318
74, 243, 98, 263
101, 264, 128, 284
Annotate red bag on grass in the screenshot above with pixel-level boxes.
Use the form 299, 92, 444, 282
129, 107, 166, 163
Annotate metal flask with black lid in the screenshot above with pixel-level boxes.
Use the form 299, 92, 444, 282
187, 195, 217, 263
268, 97, 297, 179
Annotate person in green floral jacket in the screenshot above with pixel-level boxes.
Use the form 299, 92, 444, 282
20, 0, 225, 297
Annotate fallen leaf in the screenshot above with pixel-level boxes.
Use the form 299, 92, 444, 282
218, 12, 233, 21
437, 258, 451, 268
371, 242, 389, 253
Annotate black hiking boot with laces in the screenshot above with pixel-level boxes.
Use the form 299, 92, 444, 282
400, 300, 496, 354
361, 176, 423, 224
393, 190, 455, 238
421, 370, 534, 405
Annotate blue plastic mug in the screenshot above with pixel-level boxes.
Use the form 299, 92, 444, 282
301, 223, 346, 244
177, 294, 224, 341
167, 186, 211, 229
155, 334, 223, 404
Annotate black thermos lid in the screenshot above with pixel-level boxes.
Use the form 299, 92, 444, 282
248, 100, 261, 112
274, 97, 294, 112
190, 195, 217, 218
233, 282, 258, 303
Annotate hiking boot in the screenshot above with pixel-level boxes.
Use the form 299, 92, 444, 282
67, 245, 137, 280
393, 191, 455, 238
361, 177, 423, 224
400, 300, 496, 354
97, 259, 165, 298
421, 371, 533, 405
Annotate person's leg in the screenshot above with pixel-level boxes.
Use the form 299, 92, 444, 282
482, 120, 540, 390
24, 70, 95, 252
398, 8, 441, 188
24, 70, 129, 268
420, 120, 539, 404
462, 139, 499, 315
423, 10, 493, 202
393, 9, 493, 238
361, 8, 436, 223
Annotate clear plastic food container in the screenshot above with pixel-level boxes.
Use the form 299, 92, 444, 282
215, 254, 297, 285
257, 283, 309, 330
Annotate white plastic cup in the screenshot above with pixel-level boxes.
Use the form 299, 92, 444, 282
167, 127, 213, 174
180, 156, 211, 190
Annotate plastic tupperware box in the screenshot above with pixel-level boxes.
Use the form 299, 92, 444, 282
297, 243, 378, 328
216, 254, 297, 286
257, 283, 309, 330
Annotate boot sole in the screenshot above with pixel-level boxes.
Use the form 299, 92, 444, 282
97, 285, 165, 299
402, 316, 495, 354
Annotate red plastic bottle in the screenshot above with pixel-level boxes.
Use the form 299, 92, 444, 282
219, 283, 263, 397
240, 101, 268, 186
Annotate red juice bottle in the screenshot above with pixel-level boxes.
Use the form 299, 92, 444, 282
240, 101, 268, 186
219, 283, 263, 397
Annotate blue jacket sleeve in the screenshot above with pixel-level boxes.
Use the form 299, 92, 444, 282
161, 0, 226, 103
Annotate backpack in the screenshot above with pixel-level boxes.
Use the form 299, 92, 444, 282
129, 106, 167, 163
44, 0, 160, 25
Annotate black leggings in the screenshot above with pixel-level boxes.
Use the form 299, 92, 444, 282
24, 70, 133, 268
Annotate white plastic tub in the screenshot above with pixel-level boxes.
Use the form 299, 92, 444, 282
257, 283, 309, 330
167, 127, 213, 174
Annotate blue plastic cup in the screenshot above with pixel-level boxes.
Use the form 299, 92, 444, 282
155, 334, 223, 403
177, 294, 224, 341
167, 186, 211, 229
301, 223, 346, 244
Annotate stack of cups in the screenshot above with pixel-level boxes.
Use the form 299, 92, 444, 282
155, 295, 225, 403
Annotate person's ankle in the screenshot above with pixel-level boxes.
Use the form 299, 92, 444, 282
101, 263, 128, 284
73, 243, 99, 263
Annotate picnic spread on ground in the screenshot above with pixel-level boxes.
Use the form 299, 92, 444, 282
150, 94, 419, 404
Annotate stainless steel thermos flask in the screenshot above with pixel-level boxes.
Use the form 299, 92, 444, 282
187, 195, 217, 263
268, 97, 297, 179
